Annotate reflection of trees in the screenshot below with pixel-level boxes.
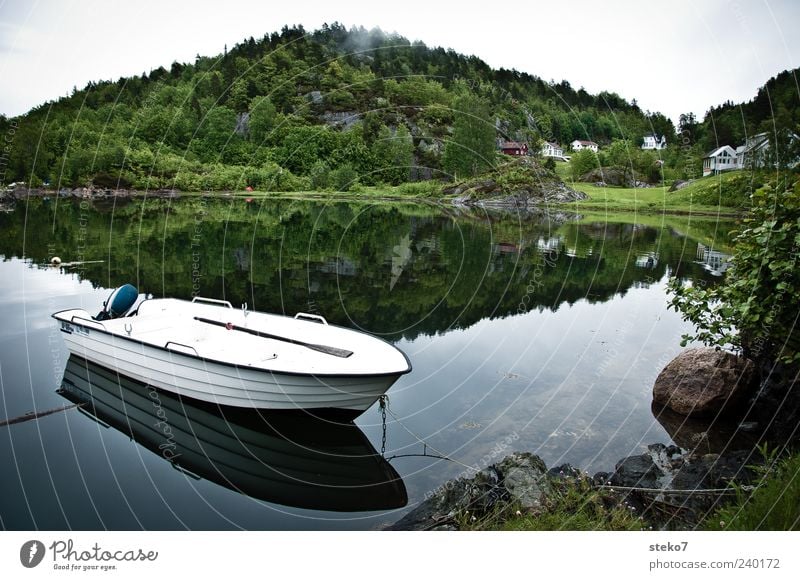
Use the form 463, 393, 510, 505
0, 199, 731, 341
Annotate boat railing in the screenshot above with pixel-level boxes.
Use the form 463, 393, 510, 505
294, 312, 328, 325
165, 341, 200, 356
71, 315, 107, 330
171, 461, 201, 480
191, 296, 233, 309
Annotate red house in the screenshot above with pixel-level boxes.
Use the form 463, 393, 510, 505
500, 141, 529, 156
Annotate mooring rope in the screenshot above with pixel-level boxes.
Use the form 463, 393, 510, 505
378, 398, 756, 497
380, 395, 480, 473
0, 403, 85, 427
596, 483, 754, 495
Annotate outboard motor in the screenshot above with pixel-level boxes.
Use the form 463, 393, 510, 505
95, 284, 139, 320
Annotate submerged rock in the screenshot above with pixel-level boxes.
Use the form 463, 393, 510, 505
653, 347, 756, 417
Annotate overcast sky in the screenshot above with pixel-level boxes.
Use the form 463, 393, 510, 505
1, 0, 798, 126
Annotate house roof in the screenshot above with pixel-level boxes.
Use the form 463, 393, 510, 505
573, 140, 598, 146
545, 142, 560, 148
500, 141, 527, 149
703, 145, 736, 159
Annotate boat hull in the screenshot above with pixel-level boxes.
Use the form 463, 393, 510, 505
53, 300, 410, 416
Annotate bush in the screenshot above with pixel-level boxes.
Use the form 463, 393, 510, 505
669, 175, 800, 364
309, 160, 330, 191
570, 149, 599, 181
706, 448, 800, 531
329, 163, 358, 192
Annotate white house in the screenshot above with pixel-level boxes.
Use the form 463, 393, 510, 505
702, 145, 738, 176
736, 132, 770, 169
641, 134, 667, 150
571, 139, 599, 153
541, 142, 564, 158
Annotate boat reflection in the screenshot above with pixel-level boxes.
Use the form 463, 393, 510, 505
58, 355, 407, 512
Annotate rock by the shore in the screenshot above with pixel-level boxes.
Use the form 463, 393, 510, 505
653, 347, 756, 417
387, 452, 549, 530
443, 158, 587, 208
388, 444, 761, 531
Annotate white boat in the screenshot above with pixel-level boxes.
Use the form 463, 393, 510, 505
53, 287, 411, 417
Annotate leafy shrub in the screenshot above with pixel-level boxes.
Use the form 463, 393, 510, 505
669, 176, 800, 364
329, 164, 358, 192
570, 149, 599, 180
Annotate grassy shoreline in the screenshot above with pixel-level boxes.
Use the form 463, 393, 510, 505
14, 168, 752, 218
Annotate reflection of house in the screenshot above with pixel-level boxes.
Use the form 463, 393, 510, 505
641, 134, 667, 150
541, 142, 564, 158
499, 141, 529, 156
635, 252, 659, 269
571, 139, 599, 153
495, 242, 520, 254
536, 236, 562, 252
696, 243, 731, 276
319, 257, 357, 276
702, 145, 738, 176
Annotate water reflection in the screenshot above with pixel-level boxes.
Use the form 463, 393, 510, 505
59, 355, 407, 512
695, 243, 732, 276
0, 198, 731, 343
0, 198, 739, 528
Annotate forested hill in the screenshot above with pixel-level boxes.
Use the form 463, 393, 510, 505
0, 23, 783, 192
685, 68, 800, 152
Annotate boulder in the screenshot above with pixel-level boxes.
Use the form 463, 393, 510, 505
610, 453, 662, 488
579, 166, 644, 187
387, 452, 548, 530
669, 179, 693, 192
496, 453, 549, 508
653, 348, 755, 417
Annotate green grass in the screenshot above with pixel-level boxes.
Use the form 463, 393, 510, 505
706, 450, 800, 531
461, 476, 644, 531
557, 170, 759, 216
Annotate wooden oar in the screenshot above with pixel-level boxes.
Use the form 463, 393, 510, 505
193, 316, 353, 358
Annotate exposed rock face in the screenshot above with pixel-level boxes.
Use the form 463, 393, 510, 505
653, 348, 755, 417
443, 159, 587, 208
669, 179, 693, 192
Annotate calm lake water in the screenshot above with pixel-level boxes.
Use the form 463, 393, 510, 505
0, 195, 735, 530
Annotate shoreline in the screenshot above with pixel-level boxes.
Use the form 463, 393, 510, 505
3, 185, 743, 218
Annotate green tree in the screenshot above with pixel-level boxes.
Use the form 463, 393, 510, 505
309, 160, 330, 190
330, 163, 358, 191
248, 97, 277, 144
570, 149, 598, 180
443, 92, 496, 179
194, 106, 238, 162
374, 124, 414, 184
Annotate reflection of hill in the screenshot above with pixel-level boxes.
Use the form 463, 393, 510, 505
0, 198, 732, 341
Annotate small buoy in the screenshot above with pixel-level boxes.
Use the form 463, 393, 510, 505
50, 256, 62, 266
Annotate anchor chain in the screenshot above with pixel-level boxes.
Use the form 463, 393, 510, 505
379, 395, 388, 456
